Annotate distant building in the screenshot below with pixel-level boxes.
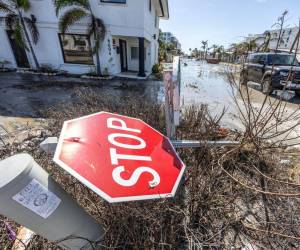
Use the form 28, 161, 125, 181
246, 27, 300, 54
171, 37, 182, 52
161, 32, 173, 43
161, 32, 181, 52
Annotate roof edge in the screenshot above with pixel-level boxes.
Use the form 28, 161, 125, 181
158, 0, 169, 20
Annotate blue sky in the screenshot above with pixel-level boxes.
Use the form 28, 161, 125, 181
160, 0, 300, 53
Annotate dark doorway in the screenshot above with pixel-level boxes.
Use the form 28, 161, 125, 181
6, 30, 30, 68
119, 39, 128, 72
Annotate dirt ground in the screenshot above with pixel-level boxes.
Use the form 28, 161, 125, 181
1, 63, 300, 249
0, 72, 164, 139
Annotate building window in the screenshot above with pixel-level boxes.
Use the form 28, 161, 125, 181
100, 0, 126, 3
155, 11, 158, 27
131, 47, 139, 60
131, 47, 146, 60
149, 0, 152, 12
59, 34, 93, 65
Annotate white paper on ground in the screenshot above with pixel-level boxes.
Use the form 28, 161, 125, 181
13, 179, 61, 219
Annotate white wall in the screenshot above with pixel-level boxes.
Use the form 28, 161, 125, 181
0, 0, 164, 74
0, 26, 17, 68
34, 23, 96, 73
248, 27, 300, 52
111, 36, 152, 73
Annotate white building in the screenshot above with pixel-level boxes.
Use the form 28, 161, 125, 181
161, 32, 181, 51
246, 27, 300, 54
0, 0, 169, 77
161, 32, 173, 43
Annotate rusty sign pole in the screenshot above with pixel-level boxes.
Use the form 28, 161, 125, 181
172, 56, 181, 127
163, 65, 175, 139
163, 56, 181, 140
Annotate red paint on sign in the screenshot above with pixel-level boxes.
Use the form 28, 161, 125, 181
54, 112, 185, 203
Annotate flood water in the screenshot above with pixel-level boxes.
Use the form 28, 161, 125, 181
180, 59, 300, 145
180, 59, 241, 129
1, 61, 300, 143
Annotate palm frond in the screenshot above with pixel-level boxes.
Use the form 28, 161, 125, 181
54, 0, 89, 16
58, 8, 88, 33
88, 17, 106, 54
0, 1, 15, 14
1, 14, 18, 30
95, 18, 106, 40
12, 21, 28, 50
0, 16, 7, 26
23, 16, 39, 44
16, 0, 31, 11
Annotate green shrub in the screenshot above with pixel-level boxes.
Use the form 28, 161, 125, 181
103, 67, 109, 76
152, 63, 162, 74
40, 64, 58, 73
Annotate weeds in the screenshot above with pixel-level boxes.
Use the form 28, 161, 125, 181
0, 87, 300, 249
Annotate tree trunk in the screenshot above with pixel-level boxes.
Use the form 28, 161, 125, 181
94, 36, 102, 76
90, 11, 102, 76
18, 10, 40, 70
290, 28, 300, 53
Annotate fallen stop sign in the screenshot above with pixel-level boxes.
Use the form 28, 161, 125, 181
54, 112, 185, 203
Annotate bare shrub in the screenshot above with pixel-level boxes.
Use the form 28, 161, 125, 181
1, 87, 300, 249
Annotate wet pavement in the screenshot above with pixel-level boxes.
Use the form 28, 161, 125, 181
1, 61, 300, 145
0, 72, 164, 134
181, 59, 239, 128
0, 72, 164, 118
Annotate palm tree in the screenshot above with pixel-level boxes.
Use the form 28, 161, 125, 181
201, 40, 208, 59
210, 44, 218, 58
158, 38, 168, 62
215, 45, 224, 59
290, 28, 300, 53
247, 39, 258, 52
259, 31, 271, 52
192, 48, 200, 58
55, 0, 106, 75
229, 42, 249, 63
0, 0, 40, 69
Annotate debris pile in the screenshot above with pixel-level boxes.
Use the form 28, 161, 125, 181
1, 90, 300, 249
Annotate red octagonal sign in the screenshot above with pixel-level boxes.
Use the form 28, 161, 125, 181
54, 112, 185, 203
